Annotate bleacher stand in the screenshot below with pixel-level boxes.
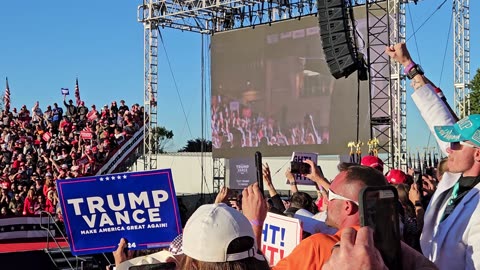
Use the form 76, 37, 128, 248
0, 99, 145, 235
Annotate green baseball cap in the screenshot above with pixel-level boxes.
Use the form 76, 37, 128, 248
434, 114, 480, 147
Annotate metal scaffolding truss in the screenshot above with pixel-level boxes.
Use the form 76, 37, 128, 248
366, 1, 392, 166
389, 0, 407, 170
212, 158, 226, 193
366, 0, 406, 169
136, 0, 374, 34
141, 17, 159, 171
453, 0, 470, 118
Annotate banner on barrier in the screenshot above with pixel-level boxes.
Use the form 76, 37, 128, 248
0, 216, 56, 240
261, 212, 302, 266
57, 169, 182, 256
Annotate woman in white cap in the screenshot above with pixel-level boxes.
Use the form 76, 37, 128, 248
181, 183, 269, 270
111, 183, 269, 270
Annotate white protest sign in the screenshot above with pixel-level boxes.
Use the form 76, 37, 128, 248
290, 152, 318, 185
261, 212, 302, 266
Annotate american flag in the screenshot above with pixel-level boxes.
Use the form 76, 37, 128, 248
168, 233, 183, 255
75, 77, 81, 106
4, 77, 10, 111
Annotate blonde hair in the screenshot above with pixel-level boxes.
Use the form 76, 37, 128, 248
182, 237, 269, 270
182, 256, 269, 270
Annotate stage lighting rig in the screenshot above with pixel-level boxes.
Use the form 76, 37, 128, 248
138, 0, 366, 34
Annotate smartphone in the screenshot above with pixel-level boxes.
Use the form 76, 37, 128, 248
290, 161, 311, 174
255, 151, 264, 197
359, 186, 402, 270
413, 170, 423, 199
424, 167, 434, 177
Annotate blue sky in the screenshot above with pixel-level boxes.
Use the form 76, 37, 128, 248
0, 0, 478, 153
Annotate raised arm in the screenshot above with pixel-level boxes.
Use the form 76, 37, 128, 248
385, 43, 456, 155
303, 159, 330, 190
284, 167, 299, 194
264, 163, 286, 213
242, 182, 268, 250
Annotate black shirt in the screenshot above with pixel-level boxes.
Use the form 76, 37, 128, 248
442, 175, 480, 221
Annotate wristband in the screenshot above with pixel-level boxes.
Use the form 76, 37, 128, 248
434, 87, 445, 99
250, 219, 261, 226
404, 61, 416, 75
406, 64, 424, 80
414, 201, 422, 207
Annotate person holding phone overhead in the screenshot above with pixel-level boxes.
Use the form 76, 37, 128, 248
273, 165, 387, 270
387, 42, 480, 270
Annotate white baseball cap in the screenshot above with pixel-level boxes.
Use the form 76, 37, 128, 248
183, 203, 264, 263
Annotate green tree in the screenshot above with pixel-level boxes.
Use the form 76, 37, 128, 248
151, 126, 174, 153
179, 138, 212, 152
469, 68, 480, 114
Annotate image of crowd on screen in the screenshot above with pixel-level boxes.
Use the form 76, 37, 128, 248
211, 95, 327, 150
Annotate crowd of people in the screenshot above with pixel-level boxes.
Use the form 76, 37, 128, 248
211, 95, 326, 149
111, 154, 442, 270
110, 42, 480, 270
0, 97, 144, 219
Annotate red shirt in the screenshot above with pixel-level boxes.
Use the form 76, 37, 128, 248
60, 120, 72, 133
12, 159, 20, 169
1, 180, 11, 190
45, 198, 55, 213
23, 197, 35, 216
43, 186, 55, 198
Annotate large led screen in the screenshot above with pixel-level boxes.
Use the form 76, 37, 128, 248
211, 14, 372, 158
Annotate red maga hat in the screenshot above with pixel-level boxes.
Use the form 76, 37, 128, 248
386, 169, 407, 185
360, 155, 384, 172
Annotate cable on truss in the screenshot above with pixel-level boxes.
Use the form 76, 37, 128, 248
406, 0, 448, 42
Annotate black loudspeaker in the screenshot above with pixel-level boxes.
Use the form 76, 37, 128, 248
318, 0, 358, 79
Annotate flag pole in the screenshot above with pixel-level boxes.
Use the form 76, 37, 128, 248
4, 77, 11, 112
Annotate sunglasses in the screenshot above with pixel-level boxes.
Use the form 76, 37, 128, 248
328, 189, 358, 205
450, 141, 479, 150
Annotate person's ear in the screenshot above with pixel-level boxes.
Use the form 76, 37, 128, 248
345, 201, 358, 215
475, 148, 480, 162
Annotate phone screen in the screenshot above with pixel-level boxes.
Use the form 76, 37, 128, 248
359, 186, 402, 270
414, 171, 423, 199
290, 161, 309, 174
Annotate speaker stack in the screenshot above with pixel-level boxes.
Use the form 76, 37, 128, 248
318, 0, 359, 79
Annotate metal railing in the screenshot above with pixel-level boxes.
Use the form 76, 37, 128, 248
39, 211, 112, 269
39, 211, 77, 269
